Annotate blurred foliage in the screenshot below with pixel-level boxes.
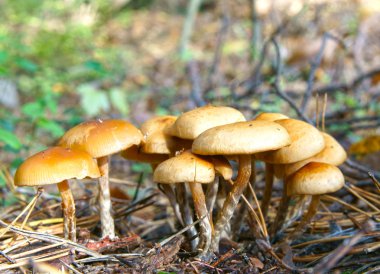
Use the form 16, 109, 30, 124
0, 0, 140, 165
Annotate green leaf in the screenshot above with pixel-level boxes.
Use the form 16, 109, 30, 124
16, 58, 38, 73
21, 101, 44, 119
109, 88, 129, 115
77, 84, 110, 116
10, 157, 24, 170
37, 118, 65, 138
0, 128, 22, 150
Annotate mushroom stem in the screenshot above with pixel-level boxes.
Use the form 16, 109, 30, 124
158, 184, 184, 227
270, 184, 290, 238
57, 180, 76, 241
176, 183, 199, 251
215, 178, 227, 211
205, 177, 219, 223
232, 158, 256, 234
188, 182, 212, 254
285, 195, 320, 243
211, 154, 251, 252
98, 156, 115, 239
261, 163, 274, 219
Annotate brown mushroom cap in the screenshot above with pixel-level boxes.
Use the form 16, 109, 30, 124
165, 105, 246, 140
120, 145, 169, 164
287, 162, 345, 196
58, 119, 143, 158
153, 150, 217, 184
141, 116, 177, 135
212, 156, 233, 180
140, 116, 193, 154
140, 116, 177, 154
192, 121, 291, 155
255, 119, 325, 164
14, 147, 100, 186
274, 132, 347, 178
254, 112, 289, 122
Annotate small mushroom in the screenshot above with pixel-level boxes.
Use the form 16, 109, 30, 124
153, 150, 232, 255
165, 105, 246, 140
274, 132, 347, 178
14, 147, 100, 241
284, 162, 344, 243
254, 112, 289, 122
59, 119, 143, 239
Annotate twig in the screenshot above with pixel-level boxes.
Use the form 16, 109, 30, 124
206, 0, 230, 90
270, 37, 313, 123
313, 67, 380, 94
0, 189, 42, 239
0, 219, 101, 257
345, 159, 380, 178
368, 172, 380, 193
301, 33, 337, 112
321, 93, 327, 132
146, 217, 204, 255
313, 220, 376, 273
249, 0, 261, 62
187, 60, 207, 107
179, 0, 203, 58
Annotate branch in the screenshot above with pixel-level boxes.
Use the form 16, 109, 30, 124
187, 60, 207, 107
270, 38, 313, 124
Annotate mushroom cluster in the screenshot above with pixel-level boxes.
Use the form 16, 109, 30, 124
13, 105, 347, 255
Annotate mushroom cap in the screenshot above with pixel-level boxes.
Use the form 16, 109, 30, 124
255, 119, 325, 164
165, 105, 246, 140
141, 116, 177, 135
192, 121, 291, 155
120, 145, 169, 164
274, 132, 347, 178
140, 116, 177, 154
58, 119, 143, 158
254, 112, 289, 122
14, 147, 100, 187
286, 162, 345, 196
153, 150, 216, 184
212, 156, 233, 180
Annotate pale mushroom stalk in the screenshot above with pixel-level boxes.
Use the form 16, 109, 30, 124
261, 163, 274, 219
57, 180, 76, 241
188, 181, 212, 254
270, 184, 290, 237
176, 183, 199, 250
284, 195, 320, 243
97, 156, 115, 239
211, 155, 251, 251
205, 177, 219, 221
158, 184, 184, 227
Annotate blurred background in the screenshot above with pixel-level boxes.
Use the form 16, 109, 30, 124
0, 0, 380, 184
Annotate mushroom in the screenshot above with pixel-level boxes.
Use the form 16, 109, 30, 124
14, 147, 100, 241
192, 120, 291, 252
254, 112, 289, 122
59, 119, 143, 239
274, 132, 347, 179
284, 162, 344, 243
165, 105, 246, 230
140, 115, 188, 154
165, 105, 246, 140
153, 150, 232, 255
255, 119, 325, 234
